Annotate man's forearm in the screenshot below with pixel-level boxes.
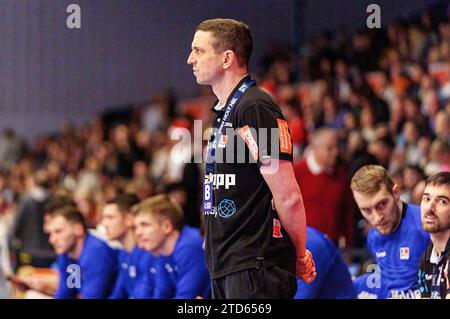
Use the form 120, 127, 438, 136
275, 193, 307, 257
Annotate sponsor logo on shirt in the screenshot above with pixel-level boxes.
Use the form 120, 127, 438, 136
204, 173, 236, 190
217, 199, 237, 219
129, 265, 137, 278
277, 119, 292, 154
238, 125, 259, 161
400, 247, 410, 260
389, 289, 421, 299
165, 264, 175, 273
375, 251, 386, 258
272, 218, 283, 238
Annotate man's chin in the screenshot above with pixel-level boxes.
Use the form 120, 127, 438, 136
376, 227, 393, 235
422, 223, 440, 233
54, 248, 65, 255
195, 77, 209, 85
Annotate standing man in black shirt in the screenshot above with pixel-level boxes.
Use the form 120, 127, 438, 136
187, 18, 316, 299
418, 172, 450, 299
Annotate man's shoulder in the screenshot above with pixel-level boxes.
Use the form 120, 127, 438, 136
367, 227, 378, 244
176, 227, 204, 250
236, 86, 281, 117
83, 233, 116, 258
403, 203, 429, 237
174, 227, 204, 259
306, 227, 332, 254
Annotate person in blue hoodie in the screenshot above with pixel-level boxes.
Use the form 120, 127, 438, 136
102, 193, 157, 299
295, 227, 356, 299
134, 194, 210, 299
351, 165, 430, 299
48, 205, 118, 299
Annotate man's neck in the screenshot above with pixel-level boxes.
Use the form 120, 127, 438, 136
391, 201, 405, 233
68, 235, 86, 260
120, 230, 136, 253
160, 230, 181, 256
212, 71, 248, 106
431, 229, 450, 256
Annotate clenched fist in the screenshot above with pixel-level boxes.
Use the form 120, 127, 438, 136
296, 249, 316, 283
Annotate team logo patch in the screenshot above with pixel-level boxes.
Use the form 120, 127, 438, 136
375, 251, 386, 258
129, 265, 137, 278
400, 247, 410, 260
217, 199, 236, 219
238, 125, 259, 161
272, 218, 283, 238
218, 135, 228, 148
277, 119, 292, 154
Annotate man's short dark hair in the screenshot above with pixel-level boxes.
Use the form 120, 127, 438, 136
196, 18, 253, 67
44, 195, 75, 214
106, 193, 140, 215
425, 172, 450, 188
52, 206, 87, 231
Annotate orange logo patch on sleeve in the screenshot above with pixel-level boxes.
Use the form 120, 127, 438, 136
277, 119, 292, 154
238, 125, 259, 161
272, 218, 283, 238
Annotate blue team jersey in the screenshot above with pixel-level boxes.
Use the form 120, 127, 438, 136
354, 203, 430, 299
295, 227, 356, 299
153, 226, 210, 299
109, 246, 156, 299
131, 247, 158, 299
55, 233, 118, 299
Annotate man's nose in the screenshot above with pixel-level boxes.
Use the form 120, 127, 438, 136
187, 52, 195, 65
428, 200, 437, 211
374, 211, 384, 223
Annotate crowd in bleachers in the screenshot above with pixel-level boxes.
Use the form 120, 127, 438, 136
0, 4, 449, 299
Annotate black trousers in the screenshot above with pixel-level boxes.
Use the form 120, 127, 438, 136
211, 261, 297, 299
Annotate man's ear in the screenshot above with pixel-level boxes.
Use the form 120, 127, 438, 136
223, 50, 236, 70
125, 213, 134, 228
392, 184, 401, 200
161, 219, 174, 235
74, 223, 85, 237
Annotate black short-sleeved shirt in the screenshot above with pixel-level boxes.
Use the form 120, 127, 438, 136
204, 75, 296, 279
418, 237, 449, 299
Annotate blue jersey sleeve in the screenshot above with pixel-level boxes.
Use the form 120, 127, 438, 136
353, 273, 383, 299
366, 229, 377, 260
172, 246, 210, 299
132, 252, 158, 299
109, 264, 128, 299
54, 255, 77, 299
154, 246, 210, 299
132, 269, 156, 299
80, 245, 118, 299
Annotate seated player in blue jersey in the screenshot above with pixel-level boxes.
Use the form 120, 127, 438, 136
102, 193, 157, 299
48, 206, 118, 299
350, 165, 430, 299
295, 227, 356, 299
133, 194, 210, 299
